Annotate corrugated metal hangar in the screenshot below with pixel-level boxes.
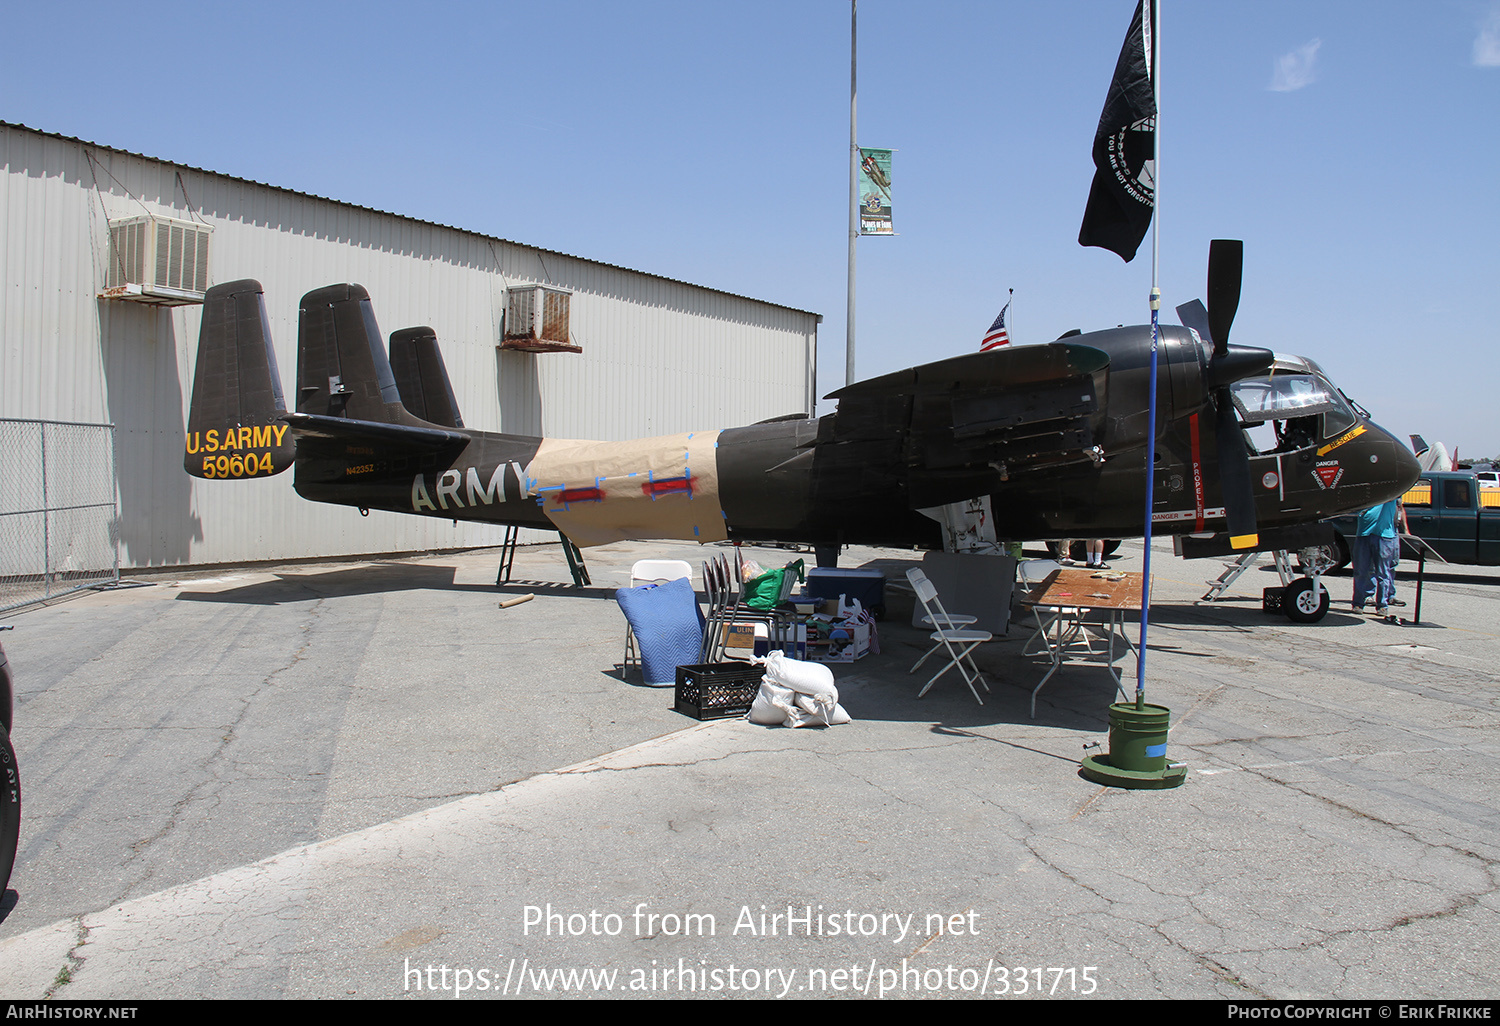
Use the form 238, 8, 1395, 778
0, 121, 819, 573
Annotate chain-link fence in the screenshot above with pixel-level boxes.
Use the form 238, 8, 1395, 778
0, 419, 118, 613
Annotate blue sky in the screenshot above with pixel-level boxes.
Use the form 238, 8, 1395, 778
6, 1, 1498, 457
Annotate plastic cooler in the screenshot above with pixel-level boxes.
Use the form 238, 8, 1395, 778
804, 567, 886, 619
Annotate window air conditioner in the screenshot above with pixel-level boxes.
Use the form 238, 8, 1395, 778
100, 214, 212, 306
500, 284, 579, 353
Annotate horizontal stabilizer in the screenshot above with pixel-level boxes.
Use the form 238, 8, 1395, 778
283, 412, 468, 454
185, 279, 295, 480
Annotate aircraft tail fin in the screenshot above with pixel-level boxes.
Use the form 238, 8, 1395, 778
184, 279, 296, 479
390, 327, 464, 428
1416, 440, 1451, 473
295, 283, 425, 427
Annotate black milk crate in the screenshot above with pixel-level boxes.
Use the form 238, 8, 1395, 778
1263, 586, 1284, 613
674, 662, 763, 720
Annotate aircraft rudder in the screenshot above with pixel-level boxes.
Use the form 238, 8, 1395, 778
390, 326, 464, 428
184, 279, 295, 480
295, 283, 412, 426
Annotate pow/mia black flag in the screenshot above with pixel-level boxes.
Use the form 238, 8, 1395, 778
1079, 0, 1157, 262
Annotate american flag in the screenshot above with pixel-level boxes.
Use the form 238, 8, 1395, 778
980, 302, 1010, 350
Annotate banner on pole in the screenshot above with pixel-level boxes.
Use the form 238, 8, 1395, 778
858, 147, 893, 235
1078, 0, 1157, 262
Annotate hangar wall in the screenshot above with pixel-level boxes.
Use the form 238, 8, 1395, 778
0, 123, 819, 569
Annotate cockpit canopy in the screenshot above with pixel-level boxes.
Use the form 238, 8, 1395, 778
1229, 354, 1359, 452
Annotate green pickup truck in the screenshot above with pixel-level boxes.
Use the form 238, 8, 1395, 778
1326, 471, 1500, 567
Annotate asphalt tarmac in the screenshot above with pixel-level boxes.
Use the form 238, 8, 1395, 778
0, 538, 1496, 1000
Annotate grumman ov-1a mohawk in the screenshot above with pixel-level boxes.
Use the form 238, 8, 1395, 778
185, 242, 1419, 563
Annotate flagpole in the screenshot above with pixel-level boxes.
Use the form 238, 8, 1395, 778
846, 0, 858, 388
1136, 0, 1159, 710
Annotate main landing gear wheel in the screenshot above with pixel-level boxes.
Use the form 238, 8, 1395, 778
1296, 536, 1350, 574
0, 730, 16, 894
1284, 577, 1330, 623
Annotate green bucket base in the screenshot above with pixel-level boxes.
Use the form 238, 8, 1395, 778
1079, 754, 1187, 790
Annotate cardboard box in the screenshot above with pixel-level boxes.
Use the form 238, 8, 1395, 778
722, 620, 807, 660
808, 621, 870, 663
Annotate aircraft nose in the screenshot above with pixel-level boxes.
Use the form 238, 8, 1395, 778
1370, 421, 1421, 493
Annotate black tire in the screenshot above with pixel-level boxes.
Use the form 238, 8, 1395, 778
0, 641, 11, 736
1102, 540, 1121, 558
1297, 537, 1350, 574
1329, 535, 1351, 571
1284, 577, 1330, 623
0, 729, 16, 895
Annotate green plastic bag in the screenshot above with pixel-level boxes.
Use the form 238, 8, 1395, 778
743, 559, 805, 611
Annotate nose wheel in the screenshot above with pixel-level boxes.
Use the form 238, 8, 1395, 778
1283, 575, 1330, 623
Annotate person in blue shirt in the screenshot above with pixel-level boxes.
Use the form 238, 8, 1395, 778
1352, 498, 1402, 615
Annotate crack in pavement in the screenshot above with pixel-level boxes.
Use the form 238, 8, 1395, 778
42, 916, 87, 998
109, 597, 329, 905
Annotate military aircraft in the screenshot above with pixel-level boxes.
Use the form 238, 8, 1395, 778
184, 242, 1420, 608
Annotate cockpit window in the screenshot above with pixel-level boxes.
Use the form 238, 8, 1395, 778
1321, 388, 1357, 437
1230, 371, 1360, 453
1230, 375, 1339, 423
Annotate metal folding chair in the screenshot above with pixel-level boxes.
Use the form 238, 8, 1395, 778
698, 553, 732, 662
1017, 559, 1094, 658
906, 568, 992, 704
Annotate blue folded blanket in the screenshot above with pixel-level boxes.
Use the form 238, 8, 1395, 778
616, 576, 705, 686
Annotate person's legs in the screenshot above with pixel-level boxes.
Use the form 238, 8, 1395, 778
1352, 535, 1376, 609
1376, 535, 1399, 611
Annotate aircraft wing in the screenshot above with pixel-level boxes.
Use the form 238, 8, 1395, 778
824, 343, 1111, 507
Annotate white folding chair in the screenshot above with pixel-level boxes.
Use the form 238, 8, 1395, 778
622, 558, 694, 671
906, 568, 992, 704
1017, 559, 1094, 657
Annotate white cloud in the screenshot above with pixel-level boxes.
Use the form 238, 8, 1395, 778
1270, 38, 1322, 92
1475, 7, 1500, 66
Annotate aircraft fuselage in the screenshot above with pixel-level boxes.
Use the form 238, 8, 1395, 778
290, 325, 1419, 550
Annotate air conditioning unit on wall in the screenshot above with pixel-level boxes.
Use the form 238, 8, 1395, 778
500, 284, 580, 354
100, 214, 212, 306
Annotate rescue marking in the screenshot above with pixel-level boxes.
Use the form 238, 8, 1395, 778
1316, 424, 1366, 457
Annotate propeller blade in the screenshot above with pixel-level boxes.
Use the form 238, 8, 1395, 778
1206, 239, 1243, 357
1175, 299, 1212, 346
1214, 386, 1258, 550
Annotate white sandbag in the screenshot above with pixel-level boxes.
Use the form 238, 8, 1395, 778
791, 691, 833, 726
749, 680, 798, 726
760, 651, 838, 703
784, 694, 852, 728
